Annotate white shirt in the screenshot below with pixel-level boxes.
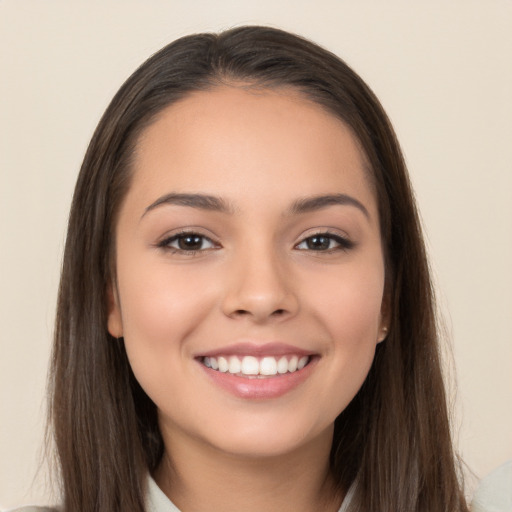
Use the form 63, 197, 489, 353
145, 475, 355, 512
5, 475, 354, 512
471, 460, 512, 512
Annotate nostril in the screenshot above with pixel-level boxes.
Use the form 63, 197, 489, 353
272, 309, 286, 316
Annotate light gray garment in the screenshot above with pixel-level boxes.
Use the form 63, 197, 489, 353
471, 459, 512, 512
146, 474, 355, 512
5, 475, 355, 512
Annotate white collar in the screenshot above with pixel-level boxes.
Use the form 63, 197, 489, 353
145, 475, 181, 512
145, 474, 354, 512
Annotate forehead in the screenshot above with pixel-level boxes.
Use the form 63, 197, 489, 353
128, 85, 376, 216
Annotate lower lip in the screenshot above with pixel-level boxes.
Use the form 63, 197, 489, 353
198, 358, 317, 399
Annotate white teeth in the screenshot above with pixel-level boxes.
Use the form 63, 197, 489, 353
297, 356, 308, 370
241, 356, 259, 375
202, 354, 311, 376
228, 356, 241, 374
288, 355, 298, 372
277, 356, 289, 374
260, 356, 277, 376
218, 356, 229, 372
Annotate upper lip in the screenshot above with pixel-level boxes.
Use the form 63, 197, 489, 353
196, 342, 314, 358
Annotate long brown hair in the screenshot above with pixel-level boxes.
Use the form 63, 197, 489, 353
50, 26, 468, 511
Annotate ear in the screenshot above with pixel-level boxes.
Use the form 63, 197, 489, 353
377, 289, 391, 343
107, 282, 123, 338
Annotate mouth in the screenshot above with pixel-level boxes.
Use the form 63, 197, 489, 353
196, 344, 318, 399
200, 354, 311, 378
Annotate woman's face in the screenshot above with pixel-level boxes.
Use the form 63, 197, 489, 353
109, 86, 387, 459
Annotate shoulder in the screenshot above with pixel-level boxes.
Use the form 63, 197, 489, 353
472, 459, 512, 512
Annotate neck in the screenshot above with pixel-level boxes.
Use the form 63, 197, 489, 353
154, 425, 343, 512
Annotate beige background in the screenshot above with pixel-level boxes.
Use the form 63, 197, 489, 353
1, 0, 511, 508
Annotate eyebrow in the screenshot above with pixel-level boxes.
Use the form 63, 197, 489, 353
288, 194, 370, 219
142, 192, 369, 219
142, 193, 235, 218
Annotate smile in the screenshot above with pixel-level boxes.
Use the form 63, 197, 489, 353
196, 343, 317, 399
202, 355, 310, 378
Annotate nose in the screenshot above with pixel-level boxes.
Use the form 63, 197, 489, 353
221, 247, 299, 323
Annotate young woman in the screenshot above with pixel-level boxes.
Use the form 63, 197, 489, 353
23, 26, 468, 511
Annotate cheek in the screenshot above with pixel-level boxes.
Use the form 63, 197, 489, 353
307, 260, 385, 339
115, 254, 217, 380
301, 259, 384, 395
118, 253, 212, 333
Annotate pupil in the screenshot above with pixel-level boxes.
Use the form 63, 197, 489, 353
179, 235, 202, 250
308, 236, 330, 250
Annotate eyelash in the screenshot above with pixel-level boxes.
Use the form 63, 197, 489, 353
294, 232, 354, 252
157, 230, 354, 256
157, 231, 219, 255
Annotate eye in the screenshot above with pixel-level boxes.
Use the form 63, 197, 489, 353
158, 232, 218, 253
295, 233, 353, 252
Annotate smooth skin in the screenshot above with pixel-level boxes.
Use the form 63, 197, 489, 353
108, 86, 388, 512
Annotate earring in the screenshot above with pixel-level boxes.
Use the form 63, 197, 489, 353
378, 326, 388, 343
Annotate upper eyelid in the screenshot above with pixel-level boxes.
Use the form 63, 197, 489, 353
155, 231, 221, 252
296, 227, 351, 241
168, 232, 215, 242
294, 230, 355, 250
158, 228, 219, 242
155, 227, 352, 247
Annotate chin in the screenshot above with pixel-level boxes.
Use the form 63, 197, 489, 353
202, 417, 334, 461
